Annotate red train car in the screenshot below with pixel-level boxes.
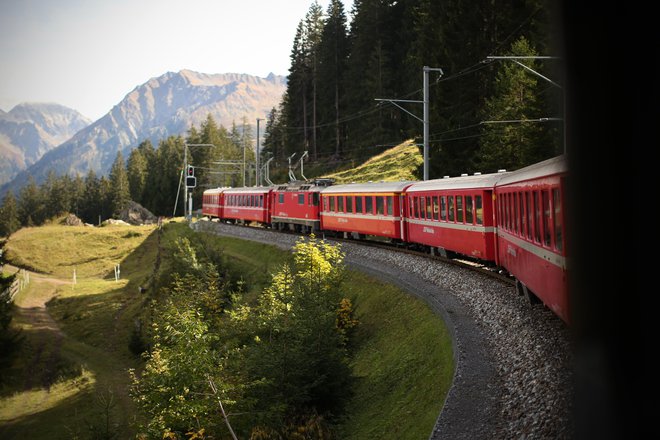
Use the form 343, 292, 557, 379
320, 181, 414, 240
404, 172, 507, 260
222, 187, 273, 225
494, 155, 569, 322
270, 179, 334, 233
202, 188, 225, 219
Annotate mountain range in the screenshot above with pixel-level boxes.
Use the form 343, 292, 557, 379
1, 70, 286, 196
0, 103, 91, 186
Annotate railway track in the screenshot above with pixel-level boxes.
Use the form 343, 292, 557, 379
207, 218, 517, 286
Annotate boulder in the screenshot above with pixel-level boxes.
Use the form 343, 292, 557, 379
118, 201, 158, 225
61, 213, 83, 226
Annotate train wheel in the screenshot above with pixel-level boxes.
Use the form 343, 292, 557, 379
521, 283, 542, 305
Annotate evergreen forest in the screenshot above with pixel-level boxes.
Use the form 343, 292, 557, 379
0, 0, 562, 236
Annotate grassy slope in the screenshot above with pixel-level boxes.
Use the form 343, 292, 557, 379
1, 220, 452, 439
322, 140, 423, 183
0, 223, 158, 439
195, 230, 453, 439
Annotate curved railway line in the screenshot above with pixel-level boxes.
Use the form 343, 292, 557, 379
192, 219, 572, 440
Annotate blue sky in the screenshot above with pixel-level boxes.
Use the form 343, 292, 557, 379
0, 0, 353, 121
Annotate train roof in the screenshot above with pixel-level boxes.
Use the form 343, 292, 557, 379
495, 155, 567, 187
222, 186, 274, 195
406, 171, 509, 192
321, 180, 414, 194
273, 178, 335, 192
202, 187, 229, 195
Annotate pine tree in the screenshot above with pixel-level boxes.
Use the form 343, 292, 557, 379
0, 191, 20, 236
18, 176, 44, 226
99, 176, 113, 220
317, 0, 349, 159
109, 150, 130, 216
151, 136, 184, 216
479, 37, 556, 171
70, 174, 85, 219
127, 147, 148, 204
81, 169, 102, 224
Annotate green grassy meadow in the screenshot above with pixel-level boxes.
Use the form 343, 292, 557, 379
0, 222, 159, 439
1, 219, 452, 439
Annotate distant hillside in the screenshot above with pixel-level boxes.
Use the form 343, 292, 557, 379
2, 70, 286, 195
0, 103, 91, 185
322, 140, 423, 183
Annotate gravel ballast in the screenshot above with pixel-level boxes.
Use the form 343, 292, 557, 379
191, 221, 572, 439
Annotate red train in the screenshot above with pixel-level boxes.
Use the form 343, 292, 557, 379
202, 155, 569, 323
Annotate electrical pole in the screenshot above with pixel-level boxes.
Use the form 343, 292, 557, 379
256, 118, 264, 186
375, 66, 442, 181
423, 66, 443, 181
183, 144, 187, 218
183, 143, 214, 220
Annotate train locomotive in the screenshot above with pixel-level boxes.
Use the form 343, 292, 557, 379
202, 155, 569, 323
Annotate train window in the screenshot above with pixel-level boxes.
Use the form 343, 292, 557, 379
526, 192, 532, 240
475, 195, 483, 225
420, 197, 426, 219
509, 193, 515, 231
441, 196, 447, 221
533, 191, 541, 243
346, 196, 353, 213
387, 196, 393, 216
413, 197, 419, 218
519, 192, 525, 236
513, 193, 519, 233
312, 192, 319, 206
542, 190, 551, 247
366, 196, 373, 214
432, 197, 439, 220
329, 196, 335, 212
298, 194, 305, 205
337, 196, 344, 212
260, 195, 264, 208
279, 193, 284, 204
456, 196, 463, 222
448, 196, 455, 221
553, 188, 563, 252
356, 196, 363, 213
376, 197, 384, 215
466, 196, 473, 224
424, 197, 431, 219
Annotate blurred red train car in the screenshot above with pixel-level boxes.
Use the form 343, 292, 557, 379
201, 187, 225, 219
270, 179, 334, 233
319, 181, 413, 240
222, 187, 273, 225
404, 172, 507, 261
494, 156, 569, 322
